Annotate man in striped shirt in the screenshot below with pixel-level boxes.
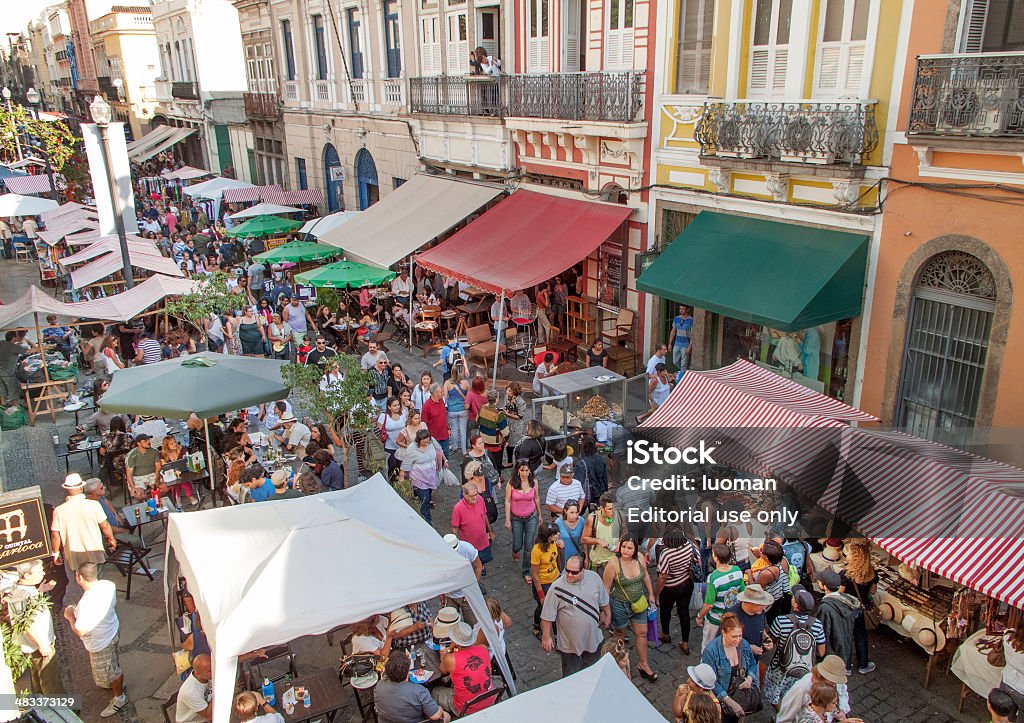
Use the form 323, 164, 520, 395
134, 330, 163, 365
696, 543, 745, 652
544, 465, 585, 518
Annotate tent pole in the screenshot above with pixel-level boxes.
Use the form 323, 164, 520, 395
408, 257, 414, 350
491, 290, 504, 390
204, 418, 217, 507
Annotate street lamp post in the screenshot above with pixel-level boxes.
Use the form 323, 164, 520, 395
25, 88, 60, 205
2, 87, 24, 161
89, 94, 133, 289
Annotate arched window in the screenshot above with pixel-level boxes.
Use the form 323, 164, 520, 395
355, 148, 379, 210
894, 251, 996, 448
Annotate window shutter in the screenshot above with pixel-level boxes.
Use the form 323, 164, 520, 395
606, 32, 622, 68
817, 46, 841, 90
750, 48, 769, 90
961, 0, 989, 53
843, 44, 864, 94
564, 0, 580, 72
771, 48, 788, 90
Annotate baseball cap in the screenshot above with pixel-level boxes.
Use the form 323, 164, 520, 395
816, 569, 842, 591
794, 589, 816, 612
559, 463, 575, 477
134, 433, 152, 442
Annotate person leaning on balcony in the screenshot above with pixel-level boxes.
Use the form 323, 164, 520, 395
469, 47, 501, 75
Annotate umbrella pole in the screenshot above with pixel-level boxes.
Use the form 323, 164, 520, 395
204, 418, 217, 507
491, 290, 504, 390
408, 258, 414, 349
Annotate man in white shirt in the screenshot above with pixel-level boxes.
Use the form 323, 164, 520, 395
509, 290, 531, 320
270, 411, 311, 458
13, 560, 64, 695
51, 473, 117, 588
544, 465, 586, 517
441, 534, 482, 625
21, 217, 39, 241
360, 341, 388, 370
391, 269, 413, 306
176, 653, 213, 722
64, 562, 127, 718
646, 343, 669, 377
776, 655, 852, 723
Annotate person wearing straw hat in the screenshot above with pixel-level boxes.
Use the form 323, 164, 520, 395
433, 622, 495, 716
776, 655, 859, 723
51, 474, 117, 590
441, 534, 482, 625
728, 584, 775, 660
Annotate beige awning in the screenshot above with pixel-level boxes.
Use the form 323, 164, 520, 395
40, 202, 94, 223
133, 128, 197, 163
37, 217, 100, 246
0, 286, 81, 329
59, 235, 161, 268
71, 249, 184, 289
127, 125, 178, 159
317, 174, 505, 270
73, 274, 199, 321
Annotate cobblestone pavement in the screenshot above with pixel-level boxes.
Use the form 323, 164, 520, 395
0, 258, 988, 722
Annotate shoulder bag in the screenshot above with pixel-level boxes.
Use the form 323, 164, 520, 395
852, 581, 880, 631
615, 561, 649, 614
726, 663, 764, 714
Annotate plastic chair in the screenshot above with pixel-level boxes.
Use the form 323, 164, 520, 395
456, 683, 506, 716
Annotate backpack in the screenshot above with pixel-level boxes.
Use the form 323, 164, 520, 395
777, 614, 816, 679
444, 343, 463, 373
783, 540, 810, 587
360, 431, 387, 475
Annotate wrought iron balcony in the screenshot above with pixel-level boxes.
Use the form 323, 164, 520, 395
244, 91, 281, 120
694, 100, 878, 165
908, 53, 1024, 137
409, 71, 644, 123
171, 81, 198, 100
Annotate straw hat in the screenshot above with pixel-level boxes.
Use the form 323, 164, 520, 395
62, 473, 85, 490
448, 622, 476, 648
821, 538, 845, 563
911, 618, 947, 653
432, 607, 461, 640
816, 655, 849, 684
737, 585, 774, 607
877, 594, 904, 625
388, 607, 413, 633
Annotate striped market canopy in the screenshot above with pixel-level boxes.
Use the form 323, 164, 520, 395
3, 174, 66, 195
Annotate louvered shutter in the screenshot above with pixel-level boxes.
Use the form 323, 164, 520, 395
843, 44, 864, 94
960, 0, 989, 53
564, 0, 580, 72
749, 48, 769, 90
420, 17, 440, 75
771, 49, 788, 90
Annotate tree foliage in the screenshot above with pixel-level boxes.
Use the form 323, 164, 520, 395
0, 104, 79, 173
1, 591, 51, 680
280, 354, 376, 435
164, 272, 248, 336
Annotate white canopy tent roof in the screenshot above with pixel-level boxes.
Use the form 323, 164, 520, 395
0, 193, 59, 217
58, 235, 161, 268
229, 202, 305, 219
40, 201, 90, 222
37, 217, 100, 246
70, 249, 184, 289
463, 655, 666, 722
161, 166, 212, 181
164, 475, 515, 722
182, 176, 256, 201
299, 210, 359, 238
72, 274, 198, 321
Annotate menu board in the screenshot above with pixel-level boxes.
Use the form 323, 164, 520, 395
598, 242, 624, 311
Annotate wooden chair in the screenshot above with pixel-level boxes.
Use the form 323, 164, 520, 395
466, 323, 505, 369
602, 308, 635, 346
105, 540, 154, 601
241, 644, 298, 689
415, 305, 442, 354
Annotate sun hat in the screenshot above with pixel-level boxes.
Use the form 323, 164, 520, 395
448, 622, 475, 648
877, 594, 904, 625
443, 533, 460, 550
821, 538, 845, 562
736, 584, 774, 606
388, 607, 414, 633
816, 655, 849, 684
270, 469, 290, 487
62, 473, 85, 490
913, 620, 947, 653
432, 607, 462, 640
687, 663, 716, 690
279, 410, 296, 423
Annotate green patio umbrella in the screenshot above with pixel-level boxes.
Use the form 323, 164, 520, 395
294, 260, 396, 288
253, 241, 340, 264
100, 353, 291, 497
226, 214, 302, 238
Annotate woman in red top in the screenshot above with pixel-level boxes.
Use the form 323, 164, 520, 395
464, 375, 488, 438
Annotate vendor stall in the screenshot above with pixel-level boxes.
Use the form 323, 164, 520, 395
534, 366, 646, 445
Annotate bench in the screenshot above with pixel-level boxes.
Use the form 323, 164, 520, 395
466, 323, 506, 368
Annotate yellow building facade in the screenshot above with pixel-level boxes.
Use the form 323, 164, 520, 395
642, 0, 910, 405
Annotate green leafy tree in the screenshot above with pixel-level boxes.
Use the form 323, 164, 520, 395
280, 354, 375, 435
0, 104, 79, 173
164, 271, 248, 341
1, 591, 51, 679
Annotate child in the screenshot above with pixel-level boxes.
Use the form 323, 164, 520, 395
296, 335, 312, 365
477, 596, 516, 681
547, 440, 574, 478
601, 637, 631, 678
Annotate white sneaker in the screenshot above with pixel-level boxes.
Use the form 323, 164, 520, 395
100, 694, 127, 718
858, 662, 877, 674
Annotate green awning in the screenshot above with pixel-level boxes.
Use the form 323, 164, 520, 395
636, 211, 869, 331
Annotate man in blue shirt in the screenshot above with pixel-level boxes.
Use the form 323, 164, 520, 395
313, 450, 345, 491
668, 304, 694, 372
269, 272, 293, 311
433, 332, 468, 381
244, 467, 277, 502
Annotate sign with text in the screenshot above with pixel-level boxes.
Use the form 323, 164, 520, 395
0, 486, 50, 569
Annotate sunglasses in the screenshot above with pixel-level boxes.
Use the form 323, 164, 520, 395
566, 567, 583, 575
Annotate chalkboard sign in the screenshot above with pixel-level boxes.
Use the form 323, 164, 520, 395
598, 242, 624, 311
0, 486, 50, 569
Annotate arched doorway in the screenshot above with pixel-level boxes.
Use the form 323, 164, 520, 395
893, 251, 996, 448
355, 148, 379, 210
323, 143, 343, 212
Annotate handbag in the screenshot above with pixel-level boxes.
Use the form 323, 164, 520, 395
726, 664, 764, 714
688, 540, 705, 584
987, 638, 1007, 667
483, 490, 499, 524
616, 567, 649, 614
852, 582, 880, 631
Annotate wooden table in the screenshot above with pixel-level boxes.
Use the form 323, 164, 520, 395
22, 378, 76, 425
457, 299, 491, 328
273, 667, 349, 723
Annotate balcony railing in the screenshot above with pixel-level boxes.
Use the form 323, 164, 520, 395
694, 100, 878, 165
382, 78, 404, 106
313, 80, 333, 104
171, 81, 198, 100
409, 71, 644, 123
244, 91, 281, 120
908, 53, 1024, 137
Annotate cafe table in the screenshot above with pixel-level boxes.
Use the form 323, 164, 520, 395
122, 497, 175, 549
271, 667, 350, 723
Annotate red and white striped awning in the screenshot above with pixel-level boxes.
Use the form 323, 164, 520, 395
222, 185, 282, 204
281, 189, 324, 206
639, 359, 1024, 607
3, 174, 66, 195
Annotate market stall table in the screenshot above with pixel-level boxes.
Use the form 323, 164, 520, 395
951, 629, 1004, 712
457, 299, 491, 329
539, 366, 626, 396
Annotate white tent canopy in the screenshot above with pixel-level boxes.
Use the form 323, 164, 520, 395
463, 655, 667, 722
70, 249, 184, 289
182, 176, 256, 201
299, 210, 359, 238
0, 193, 59, 217
164, 475, 515, 722
229, 202, 305, 219
58, 235, 161, 268
161, 166, 212, 181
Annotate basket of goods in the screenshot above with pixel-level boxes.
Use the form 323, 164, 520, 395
579, 394, 610, 420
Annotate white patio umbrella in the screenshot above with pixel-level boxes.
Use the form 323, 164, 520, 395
229, 202, 306, 219
299, 210, 359, 238
0, 193, 59, 217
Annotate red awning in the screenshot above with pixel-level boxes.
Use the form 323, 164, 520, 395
414, 190, 632, 294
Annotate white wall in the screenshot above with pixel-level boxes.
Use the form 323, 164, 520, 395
189, 0, 247, 95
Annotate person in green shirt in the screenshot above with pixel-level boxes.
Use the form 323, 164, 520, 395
125, 434, 162, 502
696, 543, 745, 653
